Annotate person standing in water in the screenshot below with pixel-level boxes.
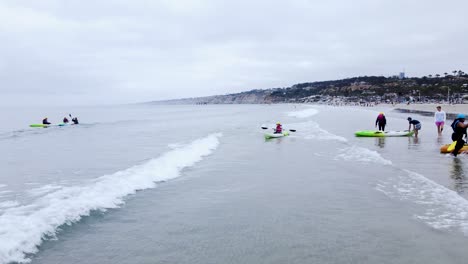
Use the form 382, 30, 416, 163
375, 112, 387, 131
450, 114, 468, 157
434, 106, 446, 136
407, 117, 421, 138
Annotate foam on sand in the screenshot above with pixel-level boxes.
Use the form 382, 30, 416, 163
377, 169, 468, 234
0, 133, 222, 264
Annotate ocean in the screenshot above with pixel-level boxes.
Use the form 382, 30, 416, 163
1, 104, 468, 264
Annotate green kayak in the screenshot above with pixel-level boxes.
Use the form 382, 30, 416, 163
355, 130, 414, 137
264, 131, 290, 139
30, 123, 68, 128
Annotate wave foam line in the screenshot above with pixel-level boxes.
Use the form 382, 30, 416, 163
377, 169, 468, 234
286, 121, 347, 143
287, 108, 318, 118
335, 146, 392, 165
0, 133, 222, 264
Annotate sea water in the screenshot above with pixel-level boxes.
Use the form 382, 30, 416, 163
1, 104, 468, 264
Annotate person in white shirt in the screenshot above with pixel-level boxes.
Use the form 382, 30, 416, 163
434, 106, 446, 135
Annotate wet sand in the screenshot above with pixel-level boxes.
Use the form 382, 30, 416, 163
393, 103, 468, 116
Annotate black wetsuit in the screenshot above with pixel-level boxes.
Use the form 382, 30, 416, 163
72, 118, 79, 124
42, 119, 51, 125
375, 115, 386, 131
451, 118, 467, 156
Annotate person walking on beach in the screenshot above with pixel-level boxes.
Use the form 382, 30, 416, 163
434, 106, 446, 135
450, 114, 468, 157
407, 117, 421, 138
375, 112, 387, 131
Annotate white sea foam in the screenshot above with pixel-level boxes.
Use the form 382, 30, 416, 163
0, 185, 6, 188
286, 121, 347, 143
0, 200, 20, 208
299, 121, 348, 142
0, 133, 222, 264
377, 169, 468, 234
335, 146, 392, 165
287, 108, 319, 118
27, 184, 63, 198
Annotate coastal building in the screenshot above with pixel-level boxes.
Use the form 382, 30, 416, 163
399, 71, 405, 79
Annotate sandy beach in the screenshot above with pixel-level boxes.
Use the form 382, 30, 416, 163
393, 103, 468, 115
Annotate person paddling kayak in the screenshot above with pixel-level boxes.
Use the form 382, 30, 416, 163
72, 117, 79, 124
274, 122, 282, 134
63, 117, 69, 123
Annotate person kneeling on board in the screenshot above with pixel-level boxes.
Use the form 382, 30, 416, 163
274, 122, 282, 134
450, 114, 468, 157
42, 117, 51, 125
407, 117, 421, 138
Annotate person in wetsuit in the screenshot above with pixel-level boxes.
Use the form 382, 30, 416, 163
451, 113, 468, 157
72, 117, 79, 124
407, 117, 421, 138
375, 112, 387, 131
42, 117, 51, 125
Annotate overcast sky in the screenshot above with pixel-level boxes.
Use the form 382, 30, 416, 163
1, 0, 467, 106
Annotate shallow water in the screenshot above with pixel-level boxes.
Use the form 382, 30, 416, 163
1, 104, 468, 264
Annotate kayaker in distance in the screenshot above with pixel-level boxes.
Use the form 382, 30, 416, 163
450, 113, 468, 157
434, 106, 446, 136
72, 117, 79, 124
407, 117, 421, 138
274, 122, 282, 134
42, 117, 51, 125
375, 112, 386, 131
63, 117, 69, 123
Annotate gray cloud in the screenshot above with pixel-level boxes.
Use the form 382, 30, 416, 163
1, 0, 467, 106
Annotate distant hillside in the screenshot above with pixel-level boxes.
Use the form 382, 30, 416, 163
149, 71, 468, 104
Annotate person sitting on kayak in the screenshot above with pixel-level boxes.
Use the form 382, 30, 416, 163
42, 117, 51, 125
450, 113, 468, 157
274, 122, 282, 134
63, 117, 69, 123
407, 117, 421, 138
375, 112, 387, 131
72, 117, 79, 124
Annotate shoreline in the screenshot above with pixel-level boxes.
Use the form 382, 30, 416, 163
391, 103, 468, 119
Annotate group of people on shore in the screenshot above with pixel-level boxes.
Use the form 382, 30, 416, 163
42, 115, 79, 125
374, 112, 422, 137
375, 106, 468, 156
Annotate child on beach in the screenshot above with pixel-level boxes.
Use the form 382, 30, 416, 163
408, 117, 421, 138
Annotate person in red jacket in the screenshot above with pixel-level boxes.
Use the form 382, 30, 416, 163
274, 122, 283, 134
375, 112, 387, 131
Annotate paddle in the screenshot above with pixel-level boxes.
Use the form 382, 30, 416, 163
447, 141, 457, 152
261, 126, 296, 132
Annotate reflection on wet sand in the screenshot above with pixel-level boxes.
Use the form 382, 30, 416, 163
375, 137, 385, 148
450, 158, 467, 194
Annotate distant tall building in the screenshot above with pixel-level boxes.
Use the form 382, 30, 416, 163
399, 71, 405, 79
